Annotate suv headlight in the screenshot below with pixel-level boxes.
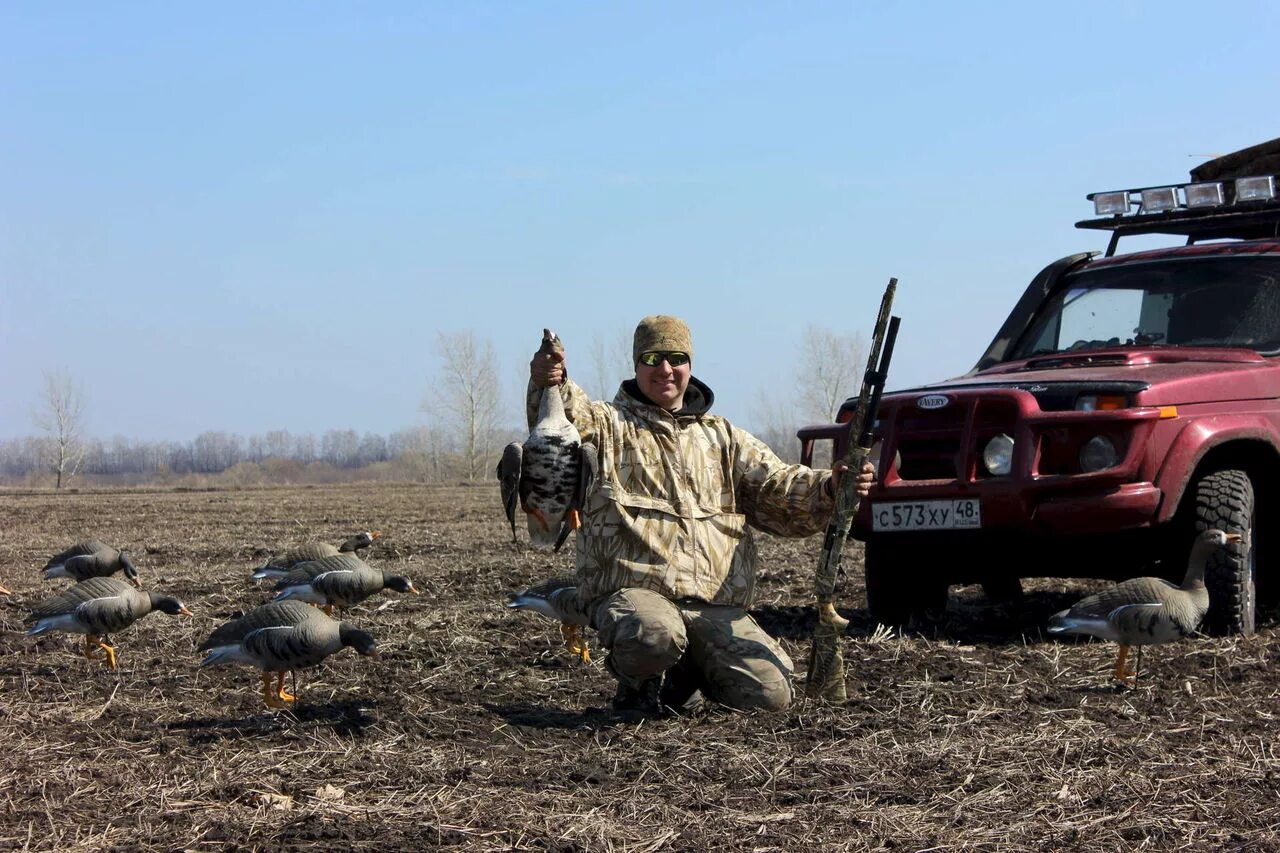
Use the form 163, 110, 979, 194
1075, 394, 1127, 411
1079, 435, 1119, 472
982, 434, 1014, 476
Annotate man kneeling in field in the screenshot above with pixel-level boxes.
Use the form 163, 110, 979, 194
527, 315, 874, 715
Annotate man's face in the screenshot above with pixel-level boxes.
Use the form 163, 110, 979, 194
635, 351, 691, 411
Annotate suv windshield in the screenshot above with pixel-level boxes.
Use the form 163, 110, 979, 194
1011, 256, 1280, 358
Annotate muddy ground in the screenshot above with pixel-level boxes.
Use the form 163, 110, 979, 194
1, 483, 1278, 852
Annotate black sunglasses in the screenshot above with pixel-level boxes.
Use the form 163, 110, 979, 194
638, 351, 690, 367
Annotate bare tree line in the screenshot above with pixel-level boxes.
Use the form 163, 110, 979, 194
9, 324, 861, 487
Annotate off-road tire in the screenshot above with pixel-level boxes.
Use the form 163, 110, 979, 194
864, 538, 948, 626
1193, 469, 1255, 636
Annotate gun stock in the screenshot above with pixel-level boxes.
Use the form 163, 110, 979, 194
805, 279, 901, 701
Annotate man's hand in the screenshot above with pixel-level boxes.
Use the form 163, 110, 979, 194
827, 460, 876, 499
530, 344, 566, 389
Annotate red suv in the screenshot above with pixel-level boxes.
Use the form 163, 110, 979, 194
800, 138, 1280, 635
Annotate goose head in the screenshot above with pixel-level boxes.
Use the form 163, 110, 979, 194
385, 575, 420, 595
150, 594, 194, 617
120, 552, 143, 588
338, 624, 380, 659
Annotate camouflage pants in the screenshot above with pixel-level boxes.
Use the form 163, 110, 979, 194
592, 588, 794, 712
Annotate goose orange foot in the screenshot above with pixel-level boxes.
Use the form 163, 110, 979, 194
560, 623, 591, 663
83, 636, 119, 670
261, 673, 296, 709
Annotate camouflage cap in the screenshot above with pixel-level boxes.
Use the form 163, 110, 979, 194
633, 315, 694, 364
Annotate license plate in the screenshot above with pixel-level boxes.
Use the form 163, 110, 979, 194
871, 499, 981, 532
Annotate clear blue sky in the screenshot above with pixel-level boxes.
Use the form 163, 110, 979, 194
3, 2, 1278, 442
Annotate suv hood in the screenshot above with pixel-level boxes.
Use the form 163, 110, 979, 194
891, 347, 1272, 407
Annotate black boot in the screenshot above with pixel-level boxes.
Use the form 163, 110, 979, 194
658, 660, 705, 715
611, 677, 662, 717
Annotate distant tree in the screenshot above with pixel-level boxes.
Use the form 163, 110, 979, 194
749, 388, 802, 464
33, 369, 87, 489
796, 325, 866, 423
587, 328, 633, 401
431, 330, 502, 480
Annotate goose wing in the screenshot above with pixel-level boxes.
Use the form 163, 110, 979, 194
43, 540, 114, 570
27, 577, 133, 620
497, 442, 523, 541
200, 601, 319, 650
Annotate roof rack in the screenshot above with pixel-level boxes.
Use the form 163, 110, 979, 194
1075, 137, 1280, 256
1077, 202, 1280, 257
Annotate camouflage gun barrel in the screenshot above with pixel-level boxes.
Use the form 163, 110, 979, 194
805, 278, 901, 702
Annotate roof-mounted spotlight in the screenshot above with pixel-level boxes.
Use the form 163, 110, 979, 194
1235, 176, 1277, 202
1092, 191, 1131, 216
1184, 182, 1225, 209
1138, 186, 1180, 214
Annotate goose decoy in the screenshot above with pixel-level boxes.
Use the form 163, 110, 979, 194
199, 600, 379, 709
41, 540, 142, 587
498, 329, 597, 551
1047, 528, 1240, 683
25, 576, 191, 670
272, 554, 419, 614
506, 576, 592, 662
250, 531, 382, 581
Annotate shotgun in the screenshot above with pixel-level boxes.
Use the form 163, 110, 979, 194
805, 278, 901, 702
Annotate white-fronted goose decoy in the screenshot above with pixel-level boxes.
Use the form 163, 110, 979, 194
506, 576, 592, 662
25, 576, 191, 669
250, 531, 382, 581
199, 600, 379, 708
1047, 528, 1240, 683
271, 554, 419, 614
42, 540, 142, 587
498, 329, 597, 551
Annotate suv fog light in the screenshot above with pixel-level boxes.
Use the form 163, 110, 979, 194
983, 434, 1014, 476
1079, 435, 1119, 472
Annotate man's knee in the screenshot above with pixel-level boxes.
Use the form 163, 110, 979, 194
594, 589, 687, 680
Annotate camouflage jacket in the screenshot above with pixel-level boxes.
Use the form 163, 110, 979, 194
527, 376, 835, 609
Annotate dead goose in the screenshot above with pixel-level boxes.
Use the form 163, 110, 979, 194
199, 600, 379, 709
25, 576, 191, 670
506, 576, 592, 662
250, 531, 382, 581
1047, 528, 1240, 683
42, 540, 142, 587
272, 554, 419, 614
498, 329, 596, 550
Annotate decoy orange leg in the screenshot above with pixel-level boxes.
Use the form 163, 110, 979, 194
566, 508, 583, 531
1113, 645, 1133, 683
560, 623, 590, 663
97, 641, 118, 671
526, 507, 550, 533
261, 673, 292, 709
83, 635, 100, 661
275, 671, 297, 703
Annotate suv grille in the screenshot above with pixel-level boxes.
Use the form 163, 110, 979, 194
892, 398, 1020, 482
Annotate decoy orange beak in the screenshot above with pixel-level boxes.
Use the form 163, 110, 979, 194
129, 577, 144, 589
1225, 533, 1243, 543
178, 606, 194, 616
368, 650, 382, 660
0, 584, 10, 595
371, 531, 383, 539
